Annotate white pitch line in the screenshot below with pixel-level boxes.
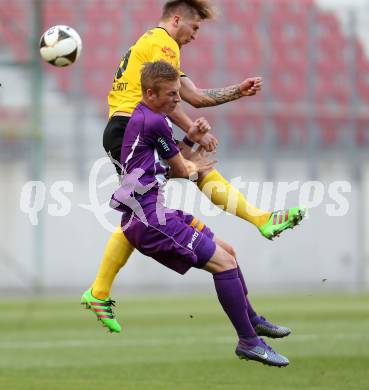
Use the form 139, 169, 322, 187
1, 333, 368, 350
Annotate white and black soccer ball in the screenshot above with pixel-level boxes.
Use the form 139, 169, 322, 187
39, 25, 82, 67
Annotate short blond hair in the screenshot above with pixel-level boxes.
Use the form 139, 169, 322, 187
141, 60, 179, 94
162, 0, 216, 21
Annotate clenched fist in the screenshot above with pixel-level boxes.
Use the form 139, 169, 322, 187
239, 77, 263, 96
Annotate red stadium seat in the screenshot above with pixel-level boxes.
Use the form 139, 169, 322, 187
273, 115, 308, 147
356, 118, 369, 146
0, 0, 28, 62
311, 11, 353, 108
353, 39, 367, 64
43, 0, 77, 29
128, 1, 162, 41
223, 0, 263, 24
84, 73, 113, 100
357, 59, 369, 104
224, 36, 262, 81
274, 119, 291, 146
317, 118, 342, 147
315, 83, 350, 106
81, 46, 121, 101
226, 110, 264, 147
270, 56, 308, 103
316, 37, 348, 73
316, 29, 346, 49
271, 0, 314, 13
222, 0, 263, 83
270, 12, 309, 37
181, 25, 217, 86
269, 0, 311, 44
314, 12, 350, 109
270, 32, 308, 57
315, 68, 351, 106
181, 51, 215, 86
316, 12, 341, 38
78, 1, 127, 100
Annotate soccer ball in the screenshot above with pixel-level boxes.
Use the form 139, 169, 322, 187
39, 25, 82, 67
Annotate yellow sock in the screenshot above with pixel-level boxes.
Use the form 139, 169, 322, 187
92, 226, 134, 300
197, 169, 271, 228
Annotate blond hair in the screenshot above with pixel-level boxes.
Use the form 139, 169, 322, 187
162, 0, 216, 21
141, 60, 179, 94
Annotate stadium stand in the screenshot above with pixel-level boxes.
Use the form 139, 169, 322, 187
357, 58, 369, 105
128, 0, 162, 41
270, 56, 308, 104
226, 111, 264, 147
273, 114, 309, 147
42, 0, 78, 91
82, 0, 126, 100
357, 118, 369, 146
0, 0, 29, 62
181, 24, 217, 86
1, 0, 368, 147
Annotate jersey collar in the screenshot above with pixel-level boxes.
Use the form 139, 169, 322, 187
156, 26, 171, 37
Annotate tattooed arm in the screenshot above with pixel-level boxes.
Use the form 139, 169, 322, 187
179, 76, 263, 108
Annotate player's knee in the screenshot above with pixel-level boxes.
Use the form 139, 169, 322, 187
220, 251, 237, 271
214, 237, 236, 258
203, 246, 237, 274
225, 244, 236, 258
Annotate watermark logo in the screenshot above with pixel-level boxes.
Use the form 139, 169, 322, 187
19, 157, 352, 231
110, 167, 156, 229
79, 157, 120, 232
19, 180, 73, 226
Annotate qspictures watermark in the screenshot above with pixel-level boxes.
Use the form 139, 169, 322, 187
19, 157, 352, 231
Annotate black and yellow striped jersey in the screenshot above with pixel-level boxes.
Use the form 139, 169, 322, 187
108, 27, 185, 118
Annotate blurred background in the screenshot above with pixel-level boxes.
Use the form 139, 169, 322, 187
1, 0, 369, 295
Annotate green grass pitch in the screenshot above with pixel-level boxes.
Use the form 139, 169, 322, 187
0, 293, 368, 390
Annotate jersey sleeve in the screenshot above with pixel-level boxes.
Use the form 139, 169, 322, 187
146, 117, 180, 160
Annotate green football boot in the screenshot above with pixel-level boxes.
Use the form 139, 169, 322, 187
81, 288, 121, 333
258, 206, 306, 240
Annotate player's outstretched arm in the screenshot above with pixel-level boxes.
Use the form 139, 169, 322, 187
180, 76, 263, 108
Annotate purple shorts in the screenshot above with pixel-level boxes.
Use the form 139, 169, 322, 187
121, 209, 216, 275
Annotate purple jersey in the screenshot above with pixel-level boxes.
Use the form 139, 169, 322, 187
120, 102, 179, 189
110, 102, 216, 275
110, 102, 180, 219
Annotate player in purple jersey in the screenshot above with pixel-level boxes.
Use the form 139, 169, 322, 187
111, 61, 290, 367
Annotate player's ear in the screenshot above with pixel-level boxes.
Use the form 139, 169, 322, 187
146, 89, 156, 100
172, 15, 180, 27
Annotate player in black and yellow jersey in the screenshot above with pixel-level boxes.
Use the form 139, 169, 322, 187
109, 27, 184, 118
81, 0, 305, 334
